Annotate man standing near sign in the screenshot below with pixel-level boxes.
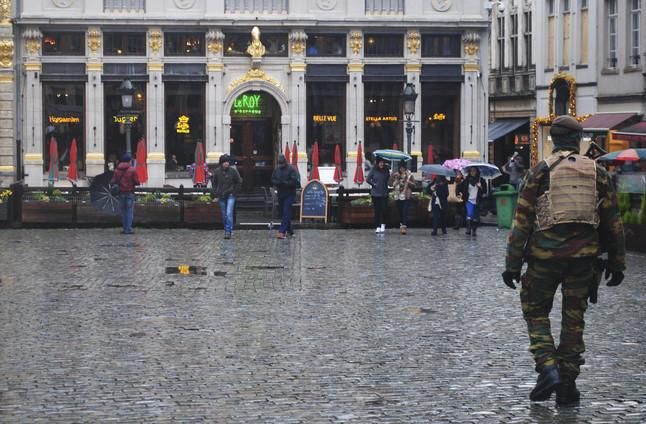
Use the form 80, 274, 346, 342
272, 154, 300, 239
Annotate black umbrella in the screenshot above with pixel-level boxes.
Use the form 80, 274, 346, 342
89, 171, 121, 215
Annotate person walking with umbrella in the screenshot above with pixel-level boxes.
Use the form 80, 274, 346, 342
459, 167, 487, 236
111, 153, 140, 234
272, 154, 300, 239
367, 156, 390, 233
427, 175, 449, 235
211, 154, 242, 240
389, 160, 416, 235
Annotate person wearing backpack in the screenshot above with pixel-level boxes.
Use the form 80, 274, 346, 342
111, 153, 140, 234
272, 154, 300, 239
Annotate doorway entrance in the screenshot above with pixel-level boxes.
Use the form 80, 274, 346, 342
230, 91, 281, 192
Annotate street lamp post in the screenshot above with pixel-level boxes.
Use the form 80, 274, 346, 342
119, 79, 135, 155
402, 82, 418, 156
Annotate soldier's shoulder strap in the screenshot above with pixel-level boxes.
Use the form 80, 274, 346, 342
544, 150, 577, 172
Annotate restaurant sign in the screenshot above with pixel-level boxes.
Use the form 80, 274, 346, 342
366, 116, 398, 122
176, 115, 190, 134
232, 94, 263, 116
313, 115, 337, 123
48, 115, 81, 124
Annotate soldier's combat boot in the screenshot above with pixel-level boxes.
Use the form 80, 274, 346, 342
556, 382, 580, 406
465, 221, 472, 235
530, 365, 561, 401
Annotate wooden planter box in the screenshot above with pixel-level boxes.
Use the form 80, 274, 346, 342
624, 223, 646, 253
0, 203, 8, 221
386, 199, 430, 226
76, 203, 121, 225
338, 202, 374, 225
134, 203, 181, 225
22, 201, 74, 224
183, 202, 221, 225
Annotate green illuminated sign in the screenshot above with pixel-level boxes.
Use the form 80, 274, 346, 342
233, 94, 263, 116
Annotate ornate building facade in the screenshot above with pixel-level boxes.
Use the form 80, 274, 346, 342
2, 0, 491, 188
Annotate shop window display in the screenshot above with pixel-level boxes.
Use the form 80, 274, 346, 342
42, 32, 85, 56
421, 83, 461, 164
307, 83, 346, 169
364, 82, 403, 155
164, 32, 205, 56
104, 32, 146, 56
165, 83, 205, 170
104, 82, 146, 168
43, 83, 85, 174
364, 33, 404, 57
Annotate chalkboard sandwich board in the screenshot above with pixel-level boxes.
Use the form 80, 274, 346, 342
300, 179, 329, 223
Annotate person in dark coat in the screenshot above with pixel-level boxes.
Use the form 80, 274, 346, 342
110, 153, 140, 234
211, 154, 242, 239
428, 175, 449, 235
366, 156, 390, 233
459, 167, 487, 236
272, 154, 300, 239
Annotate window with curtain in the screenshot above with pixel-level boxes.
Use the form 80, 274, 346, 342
631, 0, 641, 66
607, 0, 618, 69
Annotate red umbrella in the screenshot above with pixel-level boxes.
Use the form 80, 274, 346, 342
353, 142, 364, 185
193, 141, 206, 185
284, 143, 291, 162
48, 136, 59, 182
333, 144, 343, 183
310, 142, 320, 180
426, 145, 434, 164
291, 141, 298, 168
67, 138, 78, 182
135, 138, 148, 184
392, 143, 399, 150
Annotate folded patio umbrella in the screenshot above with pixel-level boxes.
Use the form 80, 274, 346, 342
291, 141, 298, 168
193, 141, 206, 185
67, 138, 78, 183
48, 136, 59, 182
354, 142, 365, 185
426, 145, 434, 164
310, 141, 320, 181
333, 144, 343, 183
136, 138, 148, 184
284, 143, 291, 162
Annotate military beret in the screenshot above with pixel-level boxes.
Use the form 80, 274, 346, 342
551, 115, 583, 132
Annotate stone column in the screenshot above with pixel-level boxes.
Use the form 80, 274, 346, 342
346, 30, 364, 188
206, 29, 225, 165
405, 30, 422, 165
461, 32, 485, 162
21, 28, 43, 187
146, 28, 165, 187
85, 27, 105, 179
0, 1, 15, 186
289, 30, 307, 185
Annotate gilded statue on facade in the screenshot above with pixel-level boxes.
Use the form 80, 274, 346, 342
247, 26, 266, 58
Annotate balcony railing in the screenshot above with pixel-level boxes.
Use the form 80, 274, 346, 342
104, 0, 145, 12
366, 0, 404, 14
225, 0, 288, 13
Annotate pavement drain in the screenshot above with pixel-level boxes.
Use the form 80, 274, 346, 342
213, 271, 227, 277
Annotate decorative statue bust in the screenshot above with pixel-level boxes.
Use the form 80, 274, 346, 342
247, 26, 266, 58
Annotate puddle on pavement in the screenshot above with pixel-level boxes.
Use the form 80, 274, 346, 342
247, 265, 284, 270
406, 307, 436, 314
165, 265, 207, 275
213, 271, 227, 277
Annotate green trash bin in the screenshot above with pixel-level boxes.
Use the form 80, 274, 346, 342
492, 184, 518, 229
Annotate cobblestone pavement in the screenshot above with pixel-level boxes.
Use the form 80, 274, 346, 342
0, 227, 644, 423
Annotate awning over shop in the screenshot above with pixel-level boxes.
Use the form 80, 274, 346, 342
488, 118, 527, 142
612, 122, 646, 143
580, 112, 640, 131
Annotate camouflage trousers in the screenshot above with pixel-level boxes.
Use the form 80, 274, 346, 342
520, 257, 593, 381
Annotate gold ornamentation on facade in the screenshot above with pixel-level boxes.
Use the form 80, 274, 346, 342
147, 62, 163, 72
227, 68, 283, 94
548, 72, 577, 117
207, 63, 224, 72
0, 38, 13, 68
464, 63, 479, 72
207, 39, 223, 54
0, 0, 11, 25
22, 28, 42, 55
347, 63, 364, 73
149, 30, 162, 54
206, 30, 224, 55
24, 62, 41, 72
247, 27, 266, 58
407, 32, 421, 55
26, 39, 39, 54
349, 31, 362, 55
0, 74, 13, 83
464, 42, 479, 56
87, 30, 101, 53
86, 63, 102, 72
290, 63, 306, 72
291, 40, 305, 55
405, 63, 422, 73
289, 30, 308, 56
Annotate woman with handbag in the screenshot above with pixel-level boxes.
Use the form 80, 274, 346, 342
389, 160, 416, 235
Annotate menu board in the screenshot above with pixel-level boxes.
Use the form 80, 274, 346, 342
300, 180, 329, 223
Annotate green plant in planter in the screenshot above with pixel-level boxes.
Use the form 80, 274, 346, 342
158, 193, 173, 204
350, 196, 372, 206
623, 211, 640, 225
138, 192, 157, 203
194, 194, 214, 204
639, 192, 646, 225
617, 192, 631, 214
49, 189, 67, 203
0, 189, 12, 203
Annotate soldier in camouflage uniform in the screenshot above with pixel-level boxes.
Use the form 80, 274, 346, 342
502, 115, 626, 405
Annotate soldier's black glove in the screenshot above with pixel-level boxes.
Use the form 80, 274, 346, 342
605, 269, 624, 287
502, 271, 521, 289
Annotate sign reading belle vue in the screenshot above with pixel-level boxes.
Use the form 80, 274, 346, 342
300, 180, 329, 223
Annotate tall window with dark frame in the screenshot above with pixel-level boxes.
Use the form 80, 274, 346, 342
607, 0, 618, 69
497, 16, 505, 70
43, 83, 85, 173
631, 0, 641, 66
307, 83, 347, 169
524, 11, 533, 67
579, 0, 589, 64
562, 0, 571, 66
364, 34, 404, 57
421, 34, 461, 58
510, 14, 519, 71
103, 32, 146, 56
306, 34, 346, 57
42, 32, 85, 56
547, 0, 556, 68
164, 32, 205, 56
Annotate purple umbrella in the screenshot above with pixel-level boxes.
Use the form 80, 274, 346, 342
442, 158, 472, 171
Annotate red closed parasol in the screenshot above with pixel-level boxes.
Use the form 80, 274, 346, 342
426, 145, 434, 164
353, 142, 364, 185
333, 144, 343, 183
284, 143, 291, 162
67, 138, 78, 182
48, 136, 59, 182
310, 141, 320, 180
193, 141, 206, 185
135, 138, 148, 184
291, 141, 298, 167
